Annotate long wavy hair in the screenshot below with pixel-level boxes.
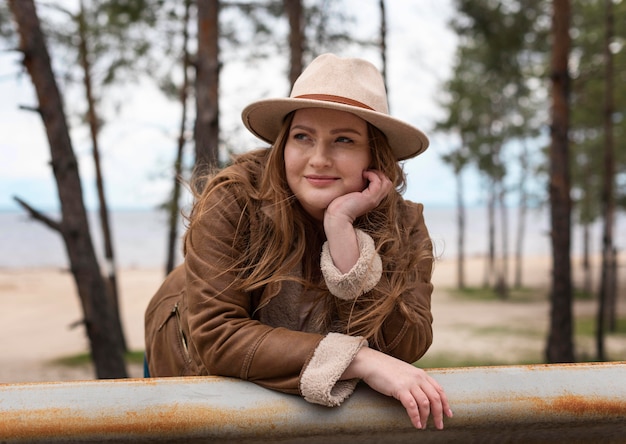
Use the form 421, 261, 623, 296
186, 112, 433, 349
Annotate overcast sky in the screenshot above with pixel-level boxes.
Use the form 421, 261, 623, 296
0, 0, 475, 212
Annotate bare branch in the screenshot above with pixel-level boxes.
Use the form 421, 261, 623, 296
68, 318, 86, 330
13, 196, 62, 232
18, 104, 42, 114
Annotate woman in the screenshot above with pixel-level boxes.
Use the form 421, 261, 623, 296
145, 53, 453, 430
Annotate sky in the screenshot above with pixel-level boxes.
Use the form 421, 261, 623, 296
0, 0, 474, 212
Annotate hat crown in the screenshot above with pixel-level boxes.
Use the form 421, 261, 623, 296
290, 54, 390, 115
241, 53, 429, 160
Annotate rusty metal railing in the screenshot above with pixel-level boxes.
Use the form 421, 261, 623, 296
1, 362, 625, 443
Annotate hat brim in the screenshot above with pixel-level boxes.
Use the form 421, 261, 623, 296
242, 98, 429, 161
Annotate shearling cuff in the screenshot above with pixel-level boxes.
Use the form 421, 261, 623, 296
320, 229, 383, 300
300, 332, 368, 407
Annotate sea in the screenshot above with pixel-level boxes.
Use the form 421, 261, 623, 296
0, 206, 622, 269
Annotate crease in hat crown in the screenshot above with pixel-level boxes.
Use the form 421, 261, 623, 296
289, 55, 390, 115
241, 53, 429, 160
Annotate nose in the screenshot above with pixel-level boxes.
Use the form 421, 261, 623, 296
309, 140, 332, 168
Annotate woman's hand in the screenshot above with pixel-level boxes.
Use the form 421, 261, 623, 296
342, 347, 453, 430
323, 170, 392, 273
325, 169, 393, 225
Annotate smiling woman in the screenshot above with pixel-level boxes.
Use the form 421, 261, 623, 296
284, 108, 373, 221
144, 53, 453, 430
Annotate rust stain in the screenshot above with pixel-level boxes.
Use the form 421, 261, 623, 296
530, 394, 626, 418
551, 395, 626, 417
0, 407, 75, 439
0, 399, 296, 440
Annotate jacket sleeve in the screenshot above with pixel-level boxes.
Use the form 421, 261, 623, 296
183, 187, 366, 403
320, 228, 383, 300
319, 201, 434, 365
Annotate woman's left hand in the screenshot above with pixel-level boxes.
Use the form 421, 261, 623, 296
342, 347, 453, 430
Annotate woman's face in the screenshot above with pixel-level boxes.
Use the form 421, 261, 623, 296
284, 108, 372, 220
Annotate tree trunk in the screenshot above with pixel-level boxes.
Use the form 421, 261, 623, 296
9, 0, 127, 378
514, 143, 529, 289
166, 0, 193, 276
496, 180, 509, 299
580, 150, 594, 296
77, 0, 127, 352
608, 247, 617, 332
456, 168, 466, 290
379, 0, 389, 96
195, 0, 220, 177
582, 222, 592, 296
546, 0, 575, 363
596, 0, 615, 359
285, 0, 303, 89
483, 184, 496, 289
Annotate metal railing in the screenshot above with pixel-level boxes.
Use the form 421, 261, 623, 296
1, 362, 625, 443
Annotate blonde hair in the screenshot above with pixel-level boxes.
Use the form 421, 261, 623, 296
186, 113, 433, 350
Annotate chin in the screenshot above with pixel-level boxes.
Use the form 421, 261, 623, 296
297, 201, 330, 220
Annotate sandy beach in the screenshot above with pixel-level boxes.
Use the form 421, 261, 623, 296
0, 254, 624, 384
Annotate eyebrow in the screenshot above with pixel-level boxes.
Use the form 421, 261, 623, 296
290, 124, 364, 136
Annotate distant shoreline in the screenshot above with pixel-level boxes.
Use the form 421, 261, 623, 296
2, 207, 623, 269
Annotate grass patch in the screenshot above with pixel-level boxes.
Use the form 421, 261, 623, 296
472, 324, 545, 339
416, 352, 542, 369
52, 349, 145, 367
125, 349, 146, 364
52, 353, 92, 367
573, 288, 594, 300
448, 286, 496, 301
575, 316, 626, 337
448, 285, 544, 303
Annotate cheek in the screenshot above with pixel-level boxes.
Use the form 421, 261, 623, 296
283, 146, 296, 174
283, 145, 303, 187
342, 159, 369, 190
350, 153, 372, 180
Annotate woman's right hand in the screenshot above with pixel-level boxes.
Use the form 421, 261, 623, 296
342, 347, 453, 430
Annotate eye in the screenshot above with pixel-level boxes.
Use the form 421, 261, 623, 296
335, 136, 354, 144
291, 132, 312, 143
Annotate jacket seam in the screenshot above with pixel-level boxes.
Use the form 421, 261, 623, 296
385, 318, 409, 352
240, 328, 273, 380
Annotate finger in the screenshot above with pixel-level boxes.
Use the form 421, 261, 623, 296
362, 170, 392, 202
362, 170, 382, 192
375, 172, 393, 196
420, 384, 443, 430
397, 391, 422, 429
362, 169, 381, 180
362, 169, 387, 186
428, 376, 454, 419
411, 387, 431, 430
438, 386, 453, 419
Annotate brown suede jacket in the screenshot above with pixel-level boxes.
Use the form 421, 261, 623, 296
145, 151, 434, 407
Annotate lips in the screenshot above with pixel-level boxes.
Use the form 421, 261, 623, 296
304, 175, 339, 186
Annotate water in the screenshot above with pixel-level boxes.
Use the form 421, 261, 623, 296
425, 206, 625, 261
0, 209, 184, 269
425, 206, 551, 260
0, 206, 621, 269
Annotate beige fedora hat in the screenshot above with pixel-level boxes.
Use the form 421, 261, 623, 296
241, 53, 429, 161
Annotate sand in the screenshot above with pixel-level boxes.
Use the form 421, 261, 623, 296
0, 254, 624, 383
